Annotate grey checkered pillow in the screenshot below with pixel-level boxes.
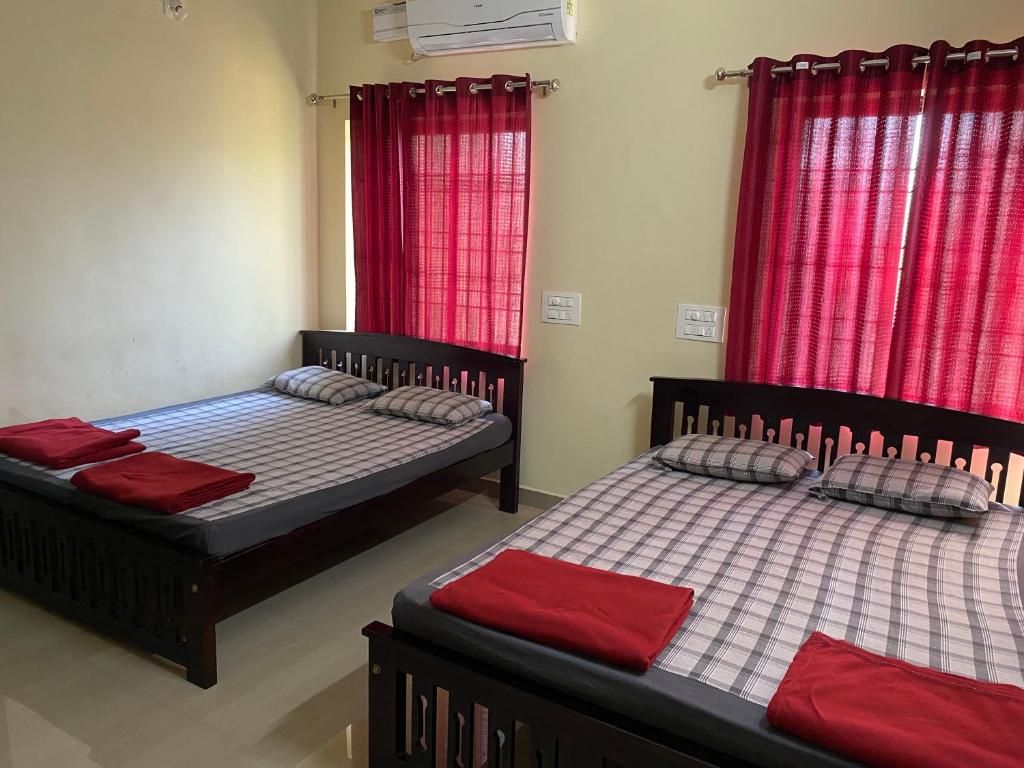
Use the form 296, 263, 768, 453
811, 453, 992, 519
653, 434, 811, 483
270, 366, 385, 405
371, 386, 492, 426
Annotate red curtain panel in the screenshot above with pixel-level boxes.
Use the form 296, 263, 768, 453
350, 83, 409, 335
887, 39, 1024, 420
349, 75, 531, 357
725, 47, 927, 395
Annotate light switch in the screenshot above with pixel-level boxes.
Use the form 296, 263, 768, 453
541, 291, 583, 326
676, 303, 726, 343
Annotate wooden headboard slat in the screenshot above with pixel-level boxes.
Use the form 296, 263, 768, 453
650, 378, 1024, 505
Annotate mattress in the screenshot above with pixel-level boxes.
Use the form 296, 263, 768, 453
393, 450, 1024, 768
0, 389, 512, 555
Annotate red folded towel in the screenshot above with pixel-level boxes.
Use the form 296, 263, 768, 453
0, 417, 144, 469
429, 549, 695, 671
767, 632, 1024, 768
71, 452, 255, 514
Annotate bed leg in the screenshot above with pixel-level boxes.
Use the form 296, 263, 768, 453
184, 573, 218, 688
186, 638, 218, 692
365, 624, 401, 766
499, 463, 519, 513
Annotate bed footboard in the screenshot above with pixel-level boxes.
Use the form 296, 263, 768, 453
0, 483, 217, 687
363, 621, 745, 768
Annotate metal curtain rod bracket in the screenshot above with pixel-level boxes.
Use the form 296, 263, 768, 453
715, 45, 1019, 80
307, 77, 560, 105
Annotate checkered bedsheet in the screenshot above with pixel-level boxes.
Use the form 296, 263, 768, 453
433, 451, 1024, 706
19, 390, 497, 523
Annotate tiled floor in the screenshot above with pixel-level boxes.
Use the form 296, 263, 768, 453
0, 489, 542, 768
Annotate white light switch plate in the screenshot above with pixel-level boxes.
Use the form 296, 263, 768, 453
676, 304, 725, 343
542, 291, 582, 325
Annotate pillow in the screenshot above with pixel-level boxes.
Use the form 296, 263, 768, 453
653, 434, 811, 483
811, 453, 992, 519
371, 386, 492, 426
269, 366, 385, 405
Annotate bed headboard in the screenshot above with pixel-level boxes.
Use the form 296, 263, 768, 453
650, 378, 1024, 506
300, 330, 526, 433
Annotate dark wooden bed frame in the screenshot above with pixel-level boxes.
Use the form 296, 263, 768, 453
363, 377, 1024, 768
0, 331, 525, 688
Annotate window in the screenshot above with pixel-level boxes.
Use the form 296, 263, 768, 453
727, 48, 1024, 419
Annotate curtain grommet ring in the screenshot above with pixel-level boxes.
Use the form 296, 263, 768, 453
469, 83, 479, 94
434, 84, 445, 96
504, 79, 515, 92
408, 86, 417, 98
355, 91, 363, 101
984, 47, 1019, 63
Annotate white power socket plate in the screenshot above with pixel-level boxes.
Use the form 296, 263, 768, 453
541, 291, 582, 325
676, 304, 725, 343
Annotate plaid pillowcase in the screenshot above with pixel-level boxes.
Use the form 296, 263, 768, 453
653, 434, 811, 483
270, 366, 385, 405
371, 386, 492, 426
812, 453, 992, 519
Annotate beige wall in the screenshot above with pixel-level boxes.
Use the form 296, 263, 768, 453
319, 0, 1024, 497
0, 0, 318, 425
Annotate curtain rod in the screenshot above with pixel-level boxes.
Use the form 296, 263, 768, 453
307, 77, 560, 105
715, 45, 1019, 81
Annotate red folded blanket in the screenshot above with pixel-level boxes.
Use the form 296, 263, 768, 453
71, 452, 255, 514
767, 632, 1024, 768
429, 549, 695, 671
0, 417, 144, 469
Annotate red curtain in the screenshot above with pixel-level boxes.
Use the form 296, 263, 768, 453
886, 39, 1024, 420
725, 46, 927, 395
349, 75, 531, 357
350, 83, 407, 334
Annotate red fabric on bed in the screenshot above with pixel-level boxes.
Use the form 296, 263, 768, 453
0, 417, 144, 469
429, 549, 695, 671
71, 452, 255, 514
767, 632, 1024, 768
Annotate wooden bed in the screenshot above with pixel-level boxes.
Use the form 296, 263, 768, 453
0, 331, 525, 688
362, 377, 1024, 768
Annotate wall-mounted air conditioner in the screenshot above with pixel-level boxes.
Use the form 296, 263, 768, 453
405, 0, 578, 57
373, 2, 409, 43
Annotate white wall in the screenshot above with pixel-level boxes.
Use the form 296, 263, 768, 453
317, 0, 1024, 497
0, 0, 318, 425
